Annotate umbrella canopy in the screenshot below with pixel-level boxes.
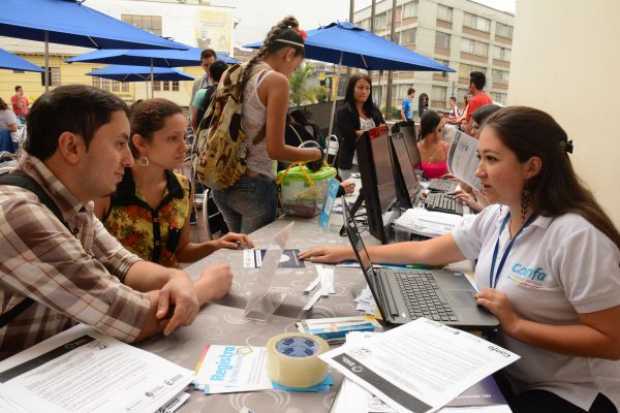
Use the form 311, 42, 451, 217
0, 0, 188, 50
67, 48, 239, 66
245, 21, 453, 72
87, 65, 194, 82
0, 48, 43, 72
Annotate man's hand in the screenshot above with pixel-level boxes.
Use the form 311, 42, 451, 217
156, 271, 200, 336
214, 232, 254, 250
196, 263, 234, 304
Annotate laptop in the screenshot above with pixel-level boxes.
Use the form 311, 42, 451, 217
390, 127, 464, 216
343, 199, 498, 329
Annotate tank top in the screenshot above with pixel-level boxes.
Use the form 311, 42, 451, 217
242, 62, 275, 179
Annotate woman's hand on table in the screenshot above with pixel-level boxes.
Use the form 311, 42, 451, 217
298, 245, 353, 264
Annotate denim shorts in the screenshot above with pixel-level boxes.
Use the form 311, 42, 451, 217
212, 174, 278, 234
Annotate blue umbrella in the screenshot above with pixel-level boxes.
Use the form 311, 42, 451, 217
87, 65, 194, 82
0, 0, 188, 50
0, 48, 43, 73
245, 21, 453, 72
67, 48, 239, 67
1, 0, 190, 90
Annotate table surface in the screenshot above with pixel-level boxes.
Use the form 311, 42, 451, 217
140, 207, 507, 413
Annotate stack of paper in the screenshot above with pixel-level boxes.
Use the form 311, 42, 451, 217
323, 319, 518, 413
0, 325, 193, 413
393, 207, 464, 238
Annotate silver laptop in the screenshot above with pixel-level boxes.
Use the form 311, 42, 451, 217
343, 199, 498, 329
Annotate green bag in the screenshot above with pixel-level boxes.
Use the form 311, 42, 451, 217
277, 163, 337, 218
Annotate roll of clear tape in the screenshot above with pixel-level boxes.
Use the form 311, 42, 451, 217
266, 332, 329, 388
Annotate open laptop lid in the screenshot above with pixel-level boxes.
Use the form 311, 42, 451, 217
390, 126, 421, 209
342, 198, 388, 321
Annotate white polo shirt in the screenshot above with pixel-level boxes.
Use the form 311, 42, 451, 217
452, 204, 620, 410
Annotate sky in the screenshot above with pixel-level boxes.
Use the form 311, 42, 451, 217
212, 0, 516, 47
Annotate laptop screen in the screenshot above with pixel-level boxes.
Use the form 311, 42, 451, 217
400, 123, 421, 167
342, 200, 374, 277
391, 130, 420, 206
369, 127, 397, 212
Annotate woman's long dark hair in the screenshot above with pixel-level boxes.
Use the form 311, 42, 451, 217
344, 74, 377, 117
418, 110, 441, 141
0, 97, 8, 111
485, 106, 620, 249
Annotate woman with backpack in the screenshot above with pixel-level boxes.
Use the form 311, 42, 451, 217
95, 98, 253, 269
210, 16, 323, 234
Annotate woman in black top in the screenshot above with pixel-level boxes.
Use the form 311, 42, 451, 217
335, 74, 385, 179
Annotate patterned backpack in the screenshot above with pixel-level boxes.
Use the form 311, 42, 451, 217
192, 63, 250, 190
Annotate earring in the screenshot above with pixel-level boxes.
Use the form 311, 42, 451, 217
137, 156, 149, 167
520, 188, 530, 221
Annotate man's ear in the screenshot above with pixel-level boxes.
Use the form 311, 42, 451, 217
57, 132, 85, 165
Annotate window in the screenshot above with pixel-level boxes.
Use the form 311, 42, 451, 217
431, 86, 447, 102
493, 46, 511, 61
101, 79, 110, 91
437, 4, 453, 22
358, 19, 370, 30
121, 14, 162, 36
458, 63, 486, 80
490, 91, 507, 104
463, 13, 491, 32
435, 59, 449, 78
492, 69, 509, 83
400, 28, 416, 45
496, 22, 513, 38
41, 67, 61, 87
153, 81, 161, 91
91, 77, 101, 89
461, 38, 489, 57
374, 13, 387, 30
163, 81, 170, 91
121, 82, 130, 93
111, 80, 120, 92
172, 81, 180, 91
435, 32, 450, 49
403, 1, 418, 18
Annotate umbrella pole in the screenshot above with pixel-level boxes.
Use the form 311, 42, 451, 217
44, 31, 50, 93
328, 52, 344, 137
150, 59, 154, 98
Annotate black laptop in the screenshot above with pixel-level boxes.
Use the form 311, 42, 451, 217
343, 199, 498, 329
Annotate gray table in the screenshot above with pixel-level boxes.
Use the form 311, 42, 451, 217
142, 213, 371, 413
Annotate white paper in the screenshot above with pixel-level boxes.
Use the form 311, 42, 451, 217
316, 265, 336, 295
393, 207, 463, 238
445, 126, 482, 190
320, 318, 519, 413
0, 325, 193, 413
193, 345, 272, 394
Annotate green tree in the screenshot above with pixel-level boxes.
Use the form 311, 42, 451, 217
289, 64, 316, 107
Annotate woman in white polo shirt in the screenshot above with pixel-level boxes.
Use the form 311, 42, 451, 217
300, 106, 620, 413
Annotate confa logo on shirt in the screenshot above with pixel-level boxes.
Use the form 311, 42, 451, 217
509, 263, 548, 288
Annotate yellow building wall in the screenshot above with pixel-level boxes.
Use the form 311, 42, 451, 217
509, 0, 620, 225
0, 53, 198, 108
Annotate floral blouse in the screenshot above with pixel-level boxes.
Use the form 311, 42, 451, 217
103, 169, 191, 268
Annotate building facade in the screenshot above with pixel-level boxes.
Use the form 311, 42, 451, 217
353, 0, 514, 118
0, 0, 235, 107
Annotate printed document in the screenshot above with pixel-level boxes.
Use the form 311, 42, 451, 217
320, 318, 519, 413
0, 325, 193, 413
445, 127, 481, 190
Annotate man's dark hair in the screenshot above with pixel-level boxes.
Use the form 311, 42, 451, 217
470, 71, 486, 90
200, 49, 217, 60
14, 85, 22, 92
209, 60, 228, 83
407, 87, 415, 95
25, 85, 129, 161
450, 96, 457, 101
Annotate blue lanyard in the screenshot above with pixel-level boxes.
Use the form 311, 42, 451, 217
489, 212, 537, 289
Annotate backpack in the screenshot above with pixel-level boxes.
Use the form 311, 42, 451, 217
193, 63, 254, 190
0, 171, 70, 328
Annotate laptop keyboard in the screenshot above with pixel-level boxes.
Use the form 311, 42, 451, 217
428, 179, 458, 192
395, 271, 458, 322
425, 193, 464, 215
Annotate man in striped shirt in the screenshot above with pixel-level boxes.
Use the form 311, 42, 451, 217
0, 85, 232, 360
